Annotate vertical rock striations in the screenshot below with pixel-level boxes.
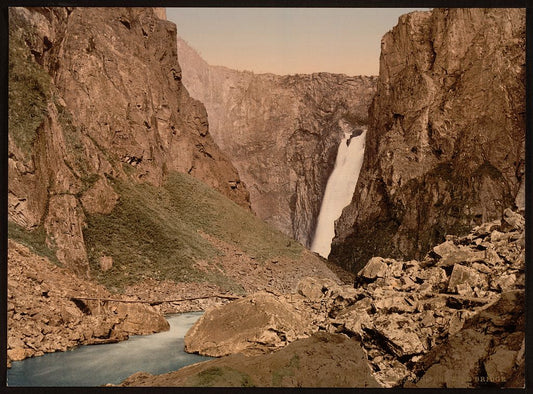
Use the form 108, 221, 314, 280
177, 37, 377, 246
8, 7, 249, 276
330, 8, 525, 273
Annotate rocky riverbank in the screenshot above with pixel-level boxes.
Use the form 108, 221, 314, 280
7, 240, 169, 366
7, 232, 345, 366
121, 209, 525, 387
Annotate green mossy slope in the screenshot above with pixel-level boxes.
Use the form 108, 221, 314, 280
8, 27, 51, 154
8, 222, 61, 267
83, 172, 303, 291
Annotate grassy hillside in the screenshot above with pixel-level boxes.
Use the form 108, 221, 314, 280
8, 26, 51, 154
83, 171, 304, 292
8, 222, 61, 267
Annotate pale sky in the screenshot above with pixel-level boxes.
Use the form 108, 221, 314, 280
166, 8, 429, 76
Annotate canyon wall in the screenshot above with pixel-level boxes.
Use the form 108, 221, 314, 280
330, 8, 526, 272
176, 37, 377, 246
8, 7, 249, 277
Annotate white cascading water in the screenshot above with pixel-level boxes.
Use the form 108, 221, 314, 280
311, 126, 366, 258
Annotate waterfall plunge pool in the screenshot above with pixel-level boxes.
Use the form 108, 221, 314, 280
7, 311, 211, 387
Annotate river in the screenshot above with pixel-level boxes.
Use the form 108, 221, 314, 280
7, 311, 210, 387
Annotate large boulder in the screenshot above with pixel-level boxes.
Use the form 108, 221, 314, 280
185, 292, 309, 357
296, 277, 340, 301
447, 264, 488, 295
112, 303, 169, 335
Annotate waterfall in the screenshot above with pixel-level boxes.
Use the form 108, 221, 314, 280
311, 127, 366, 258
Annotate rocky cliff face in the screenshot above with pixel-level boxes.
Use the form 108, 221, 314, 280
8, 7, 249, 277
330, 8, 526, 272
177, 37, 377, 246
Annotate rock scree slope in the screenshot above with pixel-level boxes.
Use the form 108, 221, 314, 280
330, 8, 525, 273
130, 208, 524, 387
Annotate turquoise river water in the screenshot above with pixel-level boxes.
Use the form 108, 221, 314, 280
7, 311, 211, 386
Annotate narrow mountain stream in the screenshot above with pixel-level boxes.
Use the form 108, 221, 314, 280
7, 312, 210, 387
311, 127, 366, 258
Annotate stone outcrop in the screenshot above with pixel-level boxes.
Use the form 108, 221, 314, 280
330, 8, 525, 273
7, 240, 169, 366
177, 36, 377, 246
185, 292, 309, 357
179, 210, 524, 387
121, 332, 380, 387
8, 7, 249, 277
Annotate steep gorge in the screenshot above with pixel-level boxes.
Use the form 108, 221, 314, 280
8, 7, 526, 388
8, 7, 350, 365
330, 8, 526, 273
176, 37, 377, 246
